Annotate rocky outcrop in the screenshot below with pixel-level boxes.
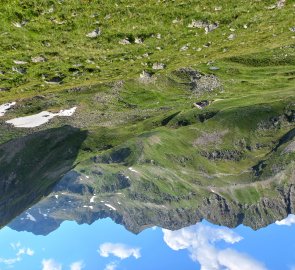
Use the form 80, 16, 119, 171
173, 68, 221, 95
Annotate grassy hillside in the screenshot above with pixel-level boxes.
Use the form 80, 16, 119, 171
0, 0, 294, 98
0, 0, 294, 228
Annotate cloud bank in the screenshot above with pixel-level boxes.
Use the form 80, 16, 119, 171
275, 214, 295, 226
163, 223, 267, 270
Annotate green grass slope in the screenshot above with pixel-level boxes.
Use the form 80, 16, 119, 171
0, 0, 294, 229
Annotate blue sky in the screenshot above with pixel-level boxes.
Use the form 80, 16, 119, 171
0, 215, 295, 270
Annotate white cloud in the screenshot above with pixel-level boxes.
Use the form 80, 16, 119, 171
16, 247, 34, 257
218, 249, 267, 270
104, 261, 118, 270
0, 243, 34, 267
70, 261, 84, 270
26, 248, 35, 256
0, 257, 21, 265
163, 223, 267, 270
275, 215, 295, 226
42, 259, 62, 270
10, 242, 21, 250
98, 243, 141, 260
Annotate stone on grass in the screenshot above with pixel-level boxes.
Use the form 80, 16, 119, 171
12, 21, 27, 28
139, 71, 154, 83
86, 29, 101, 38
180, 45, 189, 51
152, 63, 165, 70
12, 67, 26, 74
119, 38, 131, 45
228, 34, 236, 40
31, 56, 46, 63
135, 37, 143, 44
13, 60, 28, 65
188, 20, 205, 28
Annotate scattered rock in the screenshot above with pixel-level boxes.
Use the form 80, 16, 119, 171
52, 19, 66, 25
201, 149, 243, 161
180, 45, 189, 51
42, 41, 51, 47
12, 21, 27, 28
12, 67, 26, 74
0, 87, 10, 92
277, 0, 286, 9
86, 29, 101, 38
156, 33, 162, 39
44, 76, 64, 84
152, 63, 165, 70
267, 4, 277, 9
31, 56, 46, 63
139, 71, 154, 83
193, 100, 210, 109
134, 37, 143, 44
290, 27, 295, 33
283, 141, 295, 154
119, 38, 131, 45
90, 13, 99, 18
228, 34, 236, 40
243, 24, 248, 29
172, 19, 180, 24
188, 20, 219, 33
194, 130, 228, 146
188, 20, 205, 28
205, 23, 219, 34
174, 68, 221, 95
13, 60, 28, 65
209, 66, 220, 71
214, 6, 222, 11
86, 59, 95, 64
42, 7, 54, 14
203, 42, 212, 48
267, 0, 286, 9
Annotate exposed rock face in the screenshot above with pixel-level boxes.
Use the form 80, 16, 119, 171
200, 149, 243, 161
7, 160, 295, 235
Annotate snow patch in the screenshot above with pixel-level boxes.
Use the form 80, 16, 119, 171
0, 102, 16, 116
83, 205, 93, 209
105, 204, 117, 211
6, 107, 77, 128
26, 213, 36, 222
90, 196, 96, 203
128, 167, 139, 173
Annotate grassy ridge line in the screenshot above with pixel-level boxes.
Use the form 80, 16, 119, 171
0, 0, 294, 101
